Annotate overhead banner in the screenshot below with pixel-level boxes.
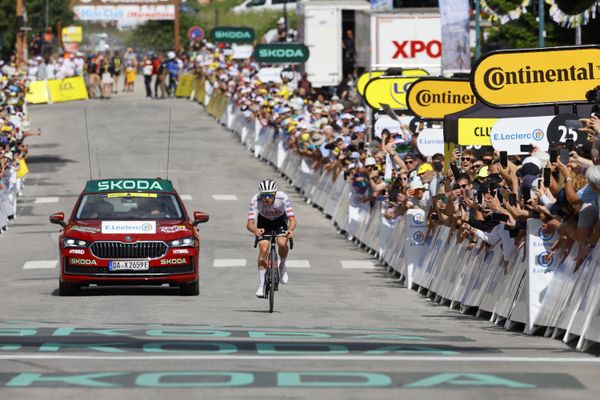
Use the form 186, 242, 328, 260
490, 116, 554, 155
406, 78, 476, 119
254, 43, 310, 64
72, 0, 177, 21
47, 77, 89, 103
526, 218, 558, 333
371, 13, 442, 72
416, 128, 445, 156
471, 45, 600, 107
457, 118, 496, 146
439, 0, 470, 72
363, 76, 423, 110
210, 27, 255, 43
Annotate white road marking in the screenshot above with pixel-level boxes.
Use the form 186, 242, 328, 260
341, 260, 376, 269
180, 194, 192, 201
0, 355, 598, 363
286, 260, 310, 268
34, 197, 59, 204
213, 259, 247, 267
23, 260, 57, 269
212, 194, 238, 201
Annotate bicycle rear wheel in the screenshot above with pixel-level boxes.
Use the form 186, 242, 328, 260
269, 249, 276, 313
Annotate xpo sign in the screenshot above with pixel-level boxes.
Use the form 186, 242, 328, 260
371, 13, 442, 72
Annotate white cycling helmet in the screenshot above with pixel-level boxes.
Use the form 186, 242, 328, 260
258, 179, 278, 193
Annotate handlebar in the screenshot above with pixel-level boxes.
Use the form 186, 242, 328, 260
253, 232, 294, 250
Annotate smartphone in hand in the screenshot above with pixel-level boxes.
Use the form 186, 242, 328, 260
499, 151, 508, 168
520, 144, 533, 153
549, 148, 558, 163
559, 148, 570, 164
508, 193, 517, 207
543, 168, 551, 187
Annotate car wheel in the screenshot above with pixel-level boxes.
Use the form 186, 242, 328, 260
180, 280, 199, 296
59, 281, 80, 296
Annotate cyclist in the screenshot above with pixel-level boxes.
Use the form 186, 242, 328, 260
247, 179, 296, 297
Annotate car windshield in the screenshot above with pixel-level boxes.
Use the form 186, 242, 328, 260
75, 193, 184, 220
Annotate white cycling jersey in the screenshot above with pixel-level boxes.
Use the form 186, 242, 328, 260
248, 191, 295, 221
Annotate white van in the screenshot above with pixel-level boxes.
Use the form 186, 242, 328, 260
231, 0, 297, 13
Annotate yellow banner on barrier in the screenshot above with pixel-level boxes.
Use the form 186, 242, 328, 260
48, 76, 89, 103
17, 158, 29, 178
195, 77, 206, 104
25, 81, 50, 104
458, 118, 497, 146
175, 74, 194, 98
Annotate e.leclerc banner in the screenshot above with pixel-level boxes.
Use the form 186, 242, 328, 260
406, 78, 476, 119
471, 45, 600, 107
363, 76, 425, 110
490, 116, 554, 155
210, 27, 255, 43
254, 43, 309, 64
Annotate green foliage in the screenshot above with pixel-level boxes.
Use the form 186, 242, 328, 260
0, 0, 74, 58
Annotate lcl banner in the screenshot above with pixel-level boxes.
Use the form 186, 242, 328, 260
371, 13, 442, 71
457, 118, 496, 146
363, 76, 425, 110
406, 78, 476, 120
471, 45, 600, 107
357, 69, 427, 96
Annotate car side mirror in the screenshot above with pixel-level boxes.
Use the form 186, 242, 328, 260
50, 212, 67, 227
193, 211, 209, 226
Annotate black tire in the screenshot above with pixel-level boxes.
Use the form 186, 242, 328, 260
180, 280, 199, 296
269, 250, 276, 313
59, 281, 80, 296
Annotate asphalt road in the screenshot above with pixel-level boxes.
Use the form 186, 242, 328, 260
0, 84, 598, 399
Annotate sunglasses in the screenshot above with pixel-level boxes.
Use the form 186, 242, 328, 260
260, 193, 276, 199
459, 184, 468, 189
482, 158, 493, 164
400, 177, 408, 181
405, 159, 415, 164
461, 157, 472, 162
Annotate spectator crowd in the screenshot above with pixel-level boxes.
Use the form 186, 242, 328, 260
182, 40, 600, 271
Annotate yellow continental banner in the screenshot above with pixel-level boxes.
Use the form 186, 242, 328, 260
458, 118, 497, 146
363, 76, 423, 110
472, 45, 600, 107
175, 74, 194, 98
406, 78, 476, 119
48, 76, 88, 103
25, 81, 50, 104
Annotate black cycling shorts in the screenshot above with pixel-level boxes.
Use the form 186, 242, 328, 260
256, 215, 288, 242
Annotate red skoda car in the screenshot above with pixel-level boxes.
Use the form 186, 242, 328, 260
50, 178, 209, 296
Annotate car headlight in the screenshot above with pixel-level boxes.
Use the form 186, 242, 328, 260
169, 236, 196, 247
63, 238, 89, 248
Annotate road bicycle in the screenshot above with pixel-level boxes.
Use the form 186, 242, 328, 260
254, 229, 293, 313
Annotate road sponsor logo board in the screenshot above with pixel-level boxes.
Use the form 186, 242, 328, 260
210, 27, 255, 43
364, 76, 423, 110
490, 116, 554, 155
471, 45, 600, 107
101, 221, 156, 234
416, 128, 444, 156
457, 118, 496, 146
371, 14, 442, 70
407, 78, 476, 119
47, 76, 88, 102
254, 44, 309, 64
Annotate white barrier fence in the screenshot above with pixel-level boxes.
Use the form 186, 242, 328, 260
212, 95, 600, 352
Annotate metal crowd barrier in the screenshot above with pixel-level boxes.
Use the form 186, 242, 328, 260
197, 92, 600, 352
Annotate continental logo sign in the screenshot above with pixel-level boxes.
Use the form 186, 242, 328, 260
363, 76, 424, 110
357, 68, 427, 96
457, 118, 498, 146
472, 45, 600, 107
406, 78, 476, 119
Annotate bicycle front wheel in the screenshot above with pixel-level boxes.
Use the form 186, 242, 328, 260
269, 249, 276, 313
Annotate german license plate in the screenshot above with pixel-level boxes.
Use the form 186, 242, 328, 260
109, 260, 149, 271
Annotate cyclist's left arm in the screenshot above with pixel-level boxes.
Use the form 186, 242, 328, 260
283, 192, 296, 238
286, 216, 297, 238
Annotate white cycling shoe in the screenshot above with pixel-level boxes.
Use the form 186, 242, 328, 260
256, 285, 265, 298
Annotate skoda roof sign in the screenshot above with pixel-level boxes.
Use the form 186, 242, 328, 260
254, 43, 309, 64
85, 179, 174, 193
210, 27, 255, 43
472, 45, 600, 107
407, 78, 476, 120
